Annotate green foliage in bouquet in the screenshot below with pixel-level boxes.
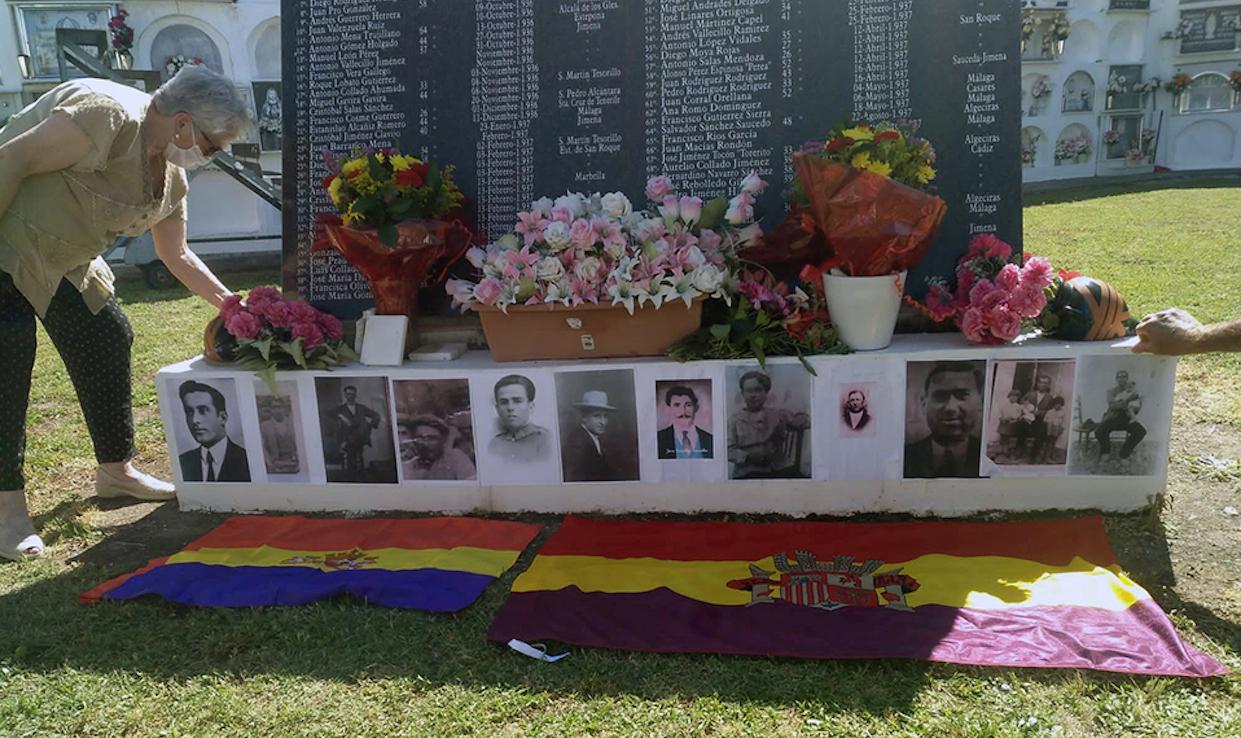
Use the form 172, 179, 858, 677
669, 275, 850, 374
323, 147, 464, 246
218, 287, 359, 393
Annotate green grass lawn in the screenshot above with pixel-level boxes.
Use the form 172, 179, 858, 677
2, 184, 1240, 737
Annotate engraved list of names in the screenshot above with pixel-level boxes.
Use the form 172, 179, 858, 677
283, 0, 1020, 316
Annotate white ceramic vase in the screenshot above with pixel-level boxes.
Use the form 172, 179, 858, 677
823, 269, 907, 351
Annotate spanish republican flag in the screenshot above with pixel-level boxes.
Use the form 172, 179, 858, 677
488, 516, 1225, 677
81, 516, 539, 611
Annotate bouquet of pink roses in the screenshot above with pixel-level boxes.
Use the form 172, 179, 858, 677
215, 286, 358, 390
912, 235, 1055, 344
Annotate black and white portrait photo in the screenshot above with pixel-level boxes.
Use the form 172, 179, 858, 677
392, 379, 477, 483
255, 379, 308, 483
555, 369, 639, 483
984, 360, 1075, 469
315, 377, 397, 484
838, 383, 876, 437
904, 361, 987, 479
172, 378, 251, 483
1068, 356, 1171, 477
726, 364, 812, 480
251, 81, 282, 152
472, 372, 560, 485
655, 379, 715, 460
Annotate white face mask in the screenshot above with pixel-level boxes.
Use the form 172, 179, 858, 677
164, 119, 212, 169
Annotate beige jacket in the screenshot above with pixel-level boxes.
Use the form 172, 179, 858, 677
0, 78, 187, 316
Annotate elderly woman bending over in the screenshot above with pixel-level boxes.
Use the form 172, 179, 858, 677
0, 66, 249, 561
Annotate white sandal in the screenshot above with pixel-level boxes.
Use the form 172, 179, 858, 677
0, 490, 44, 562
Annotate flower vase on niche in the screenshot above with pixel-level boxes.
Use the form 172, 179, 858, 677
316, 148, 473, 365
319, 219, 471, 363
785, 121, 946, 350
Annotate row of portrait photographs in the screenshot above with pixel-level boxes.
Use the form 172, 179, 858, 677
161, 353, 1173, 487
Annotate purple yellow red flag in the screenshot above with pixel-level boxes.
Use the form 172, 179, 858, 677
81, 516, 539, 611
487, 516, 1225, 677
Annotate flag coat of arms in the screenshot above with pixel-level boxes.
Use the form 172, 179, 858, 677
81, 516, 540, 611
487, 516, 1225, 677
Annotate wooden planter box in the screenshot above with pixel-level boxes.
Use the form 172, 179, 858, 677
474, 299, 703, 362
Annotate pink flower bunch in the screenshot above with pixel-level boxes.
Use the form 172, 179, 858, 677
215, 287, 356, 389
448, 173, 767, 314
737, 279, 795, 319
918, 235, 1056, 345
219, 286, 344, 350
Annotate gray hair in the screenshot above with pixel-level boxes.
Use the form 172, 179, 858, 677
152, 65, 251, 139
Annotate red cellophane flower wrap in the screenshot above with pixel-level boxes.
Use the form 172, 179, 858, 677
795, 152, 947, 277
315, 215, 473, 317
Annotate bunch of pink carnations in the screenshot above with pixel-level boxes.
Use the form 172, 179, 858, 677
915, 235, 1056, 345
218, 286, 356, 388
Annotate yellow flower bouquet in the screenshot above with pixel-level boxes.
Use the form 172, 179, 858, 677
322, 147, 465, 246
316, 146, 474, 318
791, 120, 947, 277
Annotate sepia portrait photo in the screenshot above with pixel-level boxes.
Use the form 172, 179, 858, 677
392, 379, 477, 483
726, 364, 812, 480
837, 383, 876, 438
314, 376, 397, 484
474, 372, 560, 485
254, 379, 309, 483
555, 369, 639, 483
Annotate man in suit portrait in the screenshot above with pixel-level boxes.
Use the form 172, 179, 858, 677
489, 374, 552, 464
841, 389, 872, 433
657, 385, 713, 460
332, 385, 380, 477
904, 362, 984, 478
178, 381, 250, 482
562, 390, 621, 482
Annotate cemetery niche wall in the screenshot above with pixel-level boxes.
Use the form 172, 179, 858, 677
281, 0, 1023, 319
181, 0, 1177, 519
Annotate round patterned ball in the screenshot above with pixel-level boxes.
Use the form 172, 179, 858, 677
1049, 277, 1133, 341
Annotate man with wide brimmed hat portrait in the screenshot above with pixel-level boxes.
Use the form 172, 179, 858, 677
562, 389, 621, 482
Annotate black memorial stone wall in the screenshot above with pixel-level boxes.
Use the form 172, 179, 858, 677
282, 0, 1021, 318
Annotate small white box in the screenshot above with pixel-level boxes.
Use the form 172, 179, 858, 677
359, 314, 408, 366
